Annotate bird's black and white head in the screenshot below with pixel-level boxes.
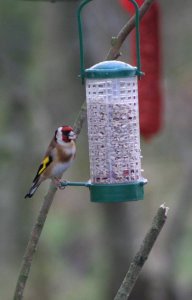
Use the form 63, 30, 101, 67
55, 126, 76, 144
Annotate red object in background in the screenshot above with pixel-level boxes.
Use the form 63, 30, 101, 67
119, 0, 163, 140
120, 0, 144, 11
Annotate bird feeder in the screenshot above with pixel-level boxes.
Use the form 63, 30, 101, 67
75, 0, 147, 202
85, 61, 147, 202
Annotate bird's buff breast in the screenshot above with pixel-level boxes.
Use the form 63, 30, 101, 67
52, 161, 73, 177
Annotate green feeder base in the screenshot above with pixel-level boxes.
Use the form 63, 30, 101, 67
89, 182, 145, 203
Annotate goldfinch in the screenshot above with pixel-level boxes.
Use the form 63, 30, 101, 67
25, 125, 76, 198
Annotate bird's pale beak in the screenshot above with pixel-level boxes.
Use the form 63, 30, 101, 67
69, 131, 77, 140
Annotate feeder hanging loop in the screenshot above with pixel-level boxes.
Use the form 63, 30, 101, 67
77, 0, 142, 84
128, 0, 142, 78
77, 0, 93, 84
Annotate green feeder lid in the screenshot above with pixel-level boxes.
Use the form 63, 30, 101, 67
85, 60, 138, 79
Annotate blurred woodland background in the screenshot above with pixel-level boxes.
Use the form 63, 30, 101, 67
1, 0, 192, 299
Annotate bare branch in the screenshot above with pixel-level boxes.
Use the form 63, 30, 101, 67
13, 183, 57, 300
73, 100, 87, 136
106, 0, 156, 60
114, 204, 169, 300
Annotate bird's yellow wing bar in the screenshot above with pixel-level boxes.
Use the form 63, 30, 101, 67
38, 156, 52, 175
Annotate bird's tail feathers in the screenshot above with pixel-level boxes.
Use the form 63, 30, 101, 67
25, 181, 40, 199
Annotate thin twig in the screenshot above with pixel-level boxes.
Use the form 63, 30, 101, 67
13, 183, 57, 300
114, 204, 169, 300
13, 1, 155, 299
106, 0, 156, 60
73, 100, 87, 136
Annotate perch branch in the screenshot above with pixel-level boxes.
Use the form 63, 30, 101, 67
13, 1, 156, 299
13, 183, 57, 300
114, 204, 169, 300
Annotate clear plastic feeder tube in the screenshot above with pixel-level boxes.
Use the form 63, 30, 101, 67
86, 65, 143, 185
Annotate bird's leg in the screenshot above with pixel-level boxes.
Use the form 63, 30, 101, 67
52, 177, 66, 190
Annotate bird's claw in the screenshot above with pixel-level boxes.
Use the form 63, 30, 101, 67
53, 178, 66, 190
58, 182, 66, 190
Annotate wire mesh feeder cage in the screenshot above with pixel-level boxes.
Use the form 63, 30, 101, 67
85, 61, 147, 202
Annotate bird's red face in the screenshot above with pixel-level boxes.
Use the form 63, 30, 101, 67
55, 126, 76, 144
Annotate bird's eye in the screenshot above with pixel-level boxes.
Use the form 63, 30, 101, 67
62, 130, 68, 136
